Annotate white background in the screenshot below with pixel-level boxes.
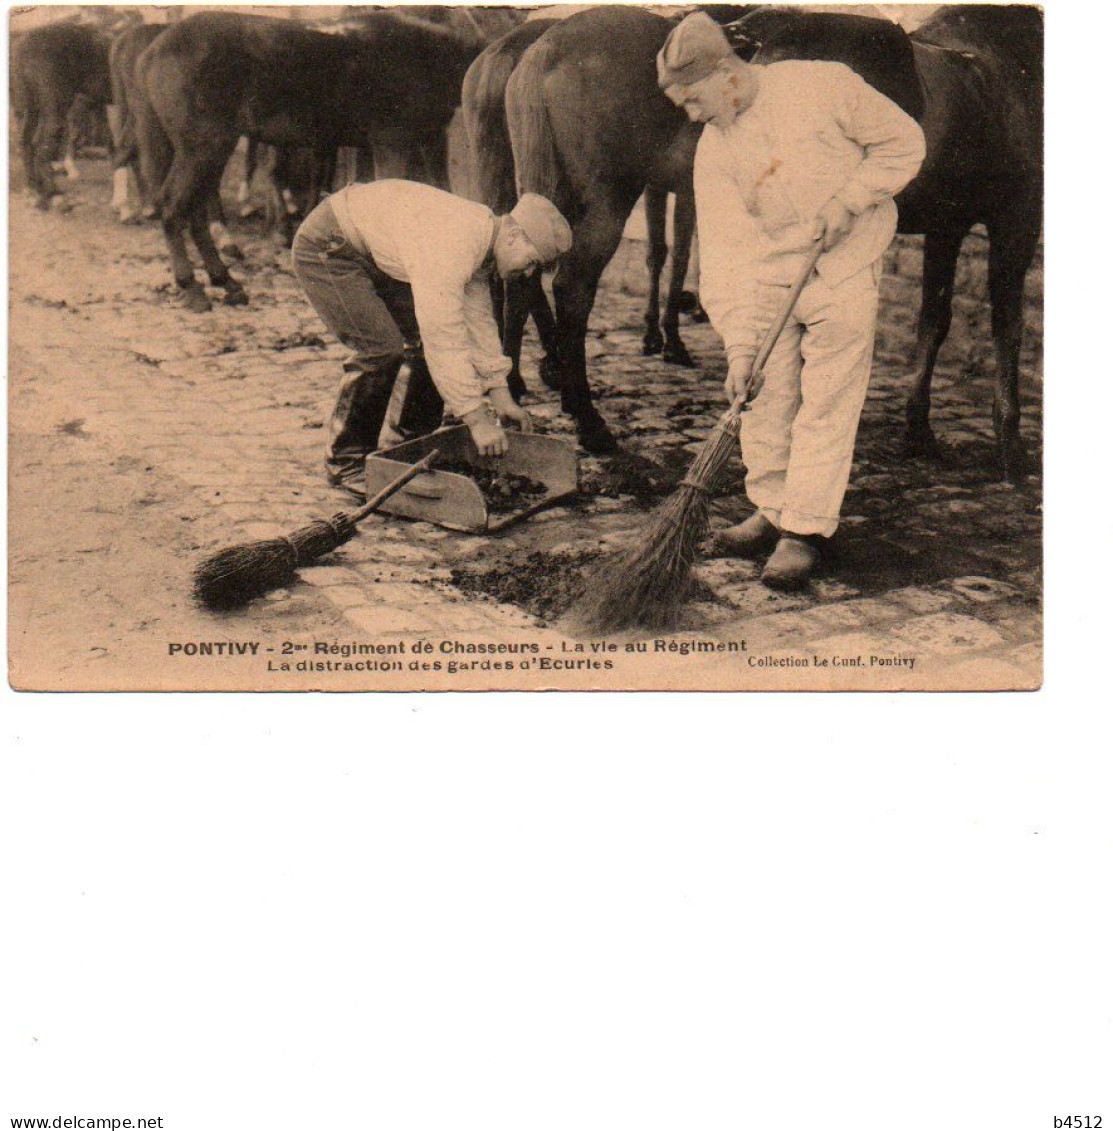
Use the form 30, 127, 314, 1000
3, 1, 1111, 1129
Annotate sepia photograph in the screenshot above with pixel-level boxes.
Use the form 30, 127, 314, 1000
7, 2, 1043, 690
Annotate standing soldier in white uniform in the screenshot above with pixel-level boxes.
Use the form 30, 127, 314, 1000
658, 13, 926, 589
292, 180, 572, 500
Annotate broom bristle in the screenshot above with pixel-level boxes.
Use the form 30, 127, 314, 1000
193, 539, 299, 610
572, 416, 741, 635
193, 514, 356, 610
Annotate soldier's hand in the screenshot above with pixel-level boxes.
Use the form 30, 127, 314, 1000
464, 408, 509, 458
726, 356, 759, 404
489, 387, 534, 434
814, 197, 855, 250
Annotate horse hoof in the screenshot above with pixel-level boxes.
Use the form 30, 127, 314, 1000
220, 241, 245, 262
539, 354, 563, 391
577, 415, 620, 455
643, 330, 664, 356
179, 285, 212, 314
142, 206, 159, 221
1001, 443, 1033, 483
663, 341, 696, 367
49, 195, 71, 214
902, 427, 942, 461
223, 285, 249, 307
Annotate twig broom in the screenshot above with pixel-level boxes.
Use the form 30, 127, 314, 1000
574, 242, 823, 634
193, 450, 440, 610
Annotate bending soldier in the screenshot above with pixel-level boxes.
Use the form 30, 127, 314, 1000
292, 179, 572, 499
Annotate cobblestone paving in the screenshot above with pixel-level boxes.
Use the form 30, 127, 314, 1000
8, 161, 1042, 690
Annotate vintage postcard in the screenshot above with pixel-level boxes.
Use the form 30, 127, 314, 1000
7, 2, 1043, 691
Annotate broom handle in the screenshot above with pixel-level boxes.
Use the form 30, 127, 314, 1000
346, 449, 441, 525
726, 239, 824, 417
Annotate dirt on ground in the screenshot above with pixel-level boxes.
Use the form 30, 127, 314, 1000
433, 460, 550, 515
448, 549, 603, 625
446, 545, 722, 627
577, 449, 688, 505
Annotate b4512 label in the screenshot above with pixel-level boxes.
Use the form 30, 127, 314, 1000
1054, 1118, 1102, 1128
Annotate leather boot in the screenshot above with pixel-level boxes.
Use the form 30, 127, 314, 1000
761, 533, 823, 590
395, 354, 444, 440
716, 512, 780, 558
323, 359, 402, 484
325, 460, 367, 502
325, 358, 402, 500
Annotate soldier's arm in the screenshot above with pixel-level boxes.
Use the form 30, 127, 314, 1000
833, 65, 927, 215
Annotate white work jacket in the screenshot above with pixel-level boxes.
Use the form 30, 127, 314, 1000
695, 59, 926, 364
334, 180, 511, 419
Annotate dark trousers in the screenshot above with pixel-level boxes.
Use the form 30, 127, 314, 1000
291, 199, 443, 476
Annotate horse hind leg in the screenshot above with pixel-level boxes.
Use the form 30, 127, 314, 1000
107, 105, 146, 224
417, 133, 450, 191
268, 146, 294, 246
191, 182, 248, 306
238, 137, 261, 219
111, 155, 142, 223
33, 101, 69, 209
18, 101, 40, 200
642, 185, 668, 356
683, 236, 708, 322
205, 165, 244, 262
903, 223, 969, 460
552, 193, 637, 454
987, 204, 1041, 482
501, 277, 529, 402
372, 145, 410, 181
662, 189, 697, 367
62, 98, 85, 180
527, 274, 560, 391
156, 148, 228, 312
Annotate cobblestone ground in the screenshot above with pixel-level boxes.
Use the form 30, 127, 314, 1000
8, 159, 1042, 690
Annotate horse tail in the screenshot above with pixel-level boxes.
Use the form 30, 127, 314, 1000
505, 36, 564, 210
461, 44, 518, 213
108, 37, 135, 168
133, 57, 172, 213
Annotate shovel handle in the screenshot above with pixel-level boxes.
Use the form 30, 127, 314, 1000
726, 239, 824, 417
348, 448, 440, 524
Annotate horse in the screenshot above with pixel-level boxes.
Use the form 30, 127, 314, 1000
109, 21, 247, 261
506, 5, 1042, 478
729, 5, 1042, 479
238, 139, 336, 247
11, 23, 112, 210
134, 11, 484, 313
108, 23, 168, 223
461, 19, 562, 403
506, 7, 707, 452
462, 17, 700, 407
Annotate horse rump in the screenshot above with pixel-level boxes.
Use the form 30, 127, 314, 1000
505, 33, 568, 215
462, 20, 555, 214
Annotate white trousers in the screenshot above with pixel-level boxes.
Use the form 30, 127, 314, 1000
738, 262, 880, 538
